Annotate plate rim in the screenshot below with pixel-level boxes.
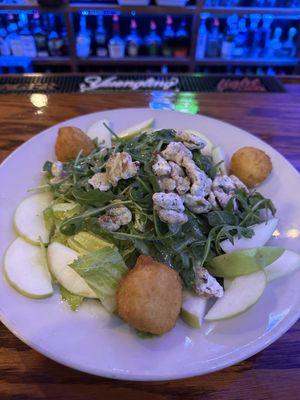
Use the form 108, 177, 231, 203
0, 107, 299, 381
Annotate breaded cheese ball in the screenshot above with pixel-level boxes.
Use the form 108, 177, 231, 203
117, 255, 182, 335
230, 146, 272, 188
55, 126, 95, 162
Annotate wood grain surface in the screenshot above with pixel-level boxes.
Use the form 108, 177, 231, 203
0, 91, 299, 399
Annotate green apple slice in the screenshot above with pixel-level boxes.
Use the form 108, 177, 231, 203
4, 237, 53, 298
223, 278, 232, 291
47, 242, 97, 298
264, 249, 300, 282
181, 290, 208, 328
220, 218, 279, 253
86, 119, 112, 147
14, 192, 53, 245
208, 247, 284, 278
183, 129, 214, 156
205, 270, 267, 321
115, 117, 154, 141
212, 146, 228, 175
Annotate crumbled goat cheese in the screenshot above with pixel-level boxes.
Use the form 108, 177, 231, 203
51, 161, 64, 178
157, 208, 188, 225
182, 157, 212, 197
169, 161, 190, 195
194, 266, 224, 299
153, 192, 185, 212
157, 177, 177, 192
184, 194, 212, 214
152, 154, 171, 176
106, 152, 139, 187
98, 205, 132, 232
88, 172, 111, 192
212, 174, 247, 208
175, 130, 207, 150
162, 142, 192, 165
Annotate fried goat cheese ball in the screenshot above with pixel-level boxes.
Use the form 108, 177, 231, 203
117, 255, 182, 335
230, 146, 272, 188
55, 126, 95, 162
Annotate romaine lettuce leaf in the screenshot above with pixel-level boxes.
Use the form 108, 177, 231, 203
60, 285, 83, 311
70, 247, 128, 312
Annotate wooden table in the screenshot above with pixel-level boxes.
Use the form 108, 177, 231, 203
0, 92, 299, 399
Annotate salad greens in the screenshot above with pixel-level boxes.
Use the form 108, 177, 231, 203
60, 285, 83, 311
70, 246, 128, 312
42, 129, 276, 289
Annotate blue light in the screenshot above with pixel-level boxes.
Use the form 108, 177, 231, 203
79, 9, 120, 16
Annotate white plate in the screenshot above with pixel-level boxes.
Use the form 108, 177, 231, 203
0, 108, 299, 381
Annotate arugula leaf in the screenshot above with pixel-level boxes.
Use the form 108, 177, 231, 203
207, 211, 239, 227
72, 188, 118, 207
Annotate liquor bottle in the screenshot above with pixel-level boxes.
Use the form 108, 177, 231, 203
232, 17, 248, 58
282, 27, 297, 57
126, 19, 141, 57
19, 13, 37, 58
48, 14, 64, 57
205, 18, 221, 58
145, 20, 161, 57
0, 17, 10, 56
267, 27, 283, 58
108, 15, 125, 58
196, 13, 208, 59
248, 14, 262, 57
6, 14, 23, 56
60, 16, 68, 56
174, 19, 189, 58
162, 16, 174, 58
260, 14, 273, 57
221, 15, 237, 59
95, 15, 108, 57
32, 12, 48, 57
76, 15, 91, 58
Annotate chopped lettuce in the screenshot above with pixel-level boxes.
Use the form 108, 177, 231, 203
50, 231, 68, 245
52, 202, 82, 220
43, 206, 56, 233
60, 285, 83, 311
74, 231, 113, 251
67, 231, 114, 255
70, 247, 128, 312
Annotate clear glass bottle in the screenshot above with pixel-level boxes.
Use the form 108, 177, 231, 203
248, 14, 262, 57
7, 13, 23, 56
282, 27, 297, 57
267, 27, 283, 58
76, 15, 91, 58
19, 13, 37, 58
205, 18, 221, 58
260, 14, 273, 58
221, 15, 238, 59
232, 17, 248, 58
145, 20, 161, 57
108, 15, 125, 58
0, 16, 10, 56
95, 15, 108, 57
162, 15, 174, 58
196, 13, 208, 60
126, 19, 141, 57
32, 12, 48, 57
174, 19, 189, 58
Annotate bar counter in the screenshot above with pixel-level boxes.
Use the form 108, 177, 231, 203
0, 89, 299, 399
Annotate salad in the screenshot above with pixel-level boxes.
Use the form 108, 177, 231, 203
4, 117, 300, 336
